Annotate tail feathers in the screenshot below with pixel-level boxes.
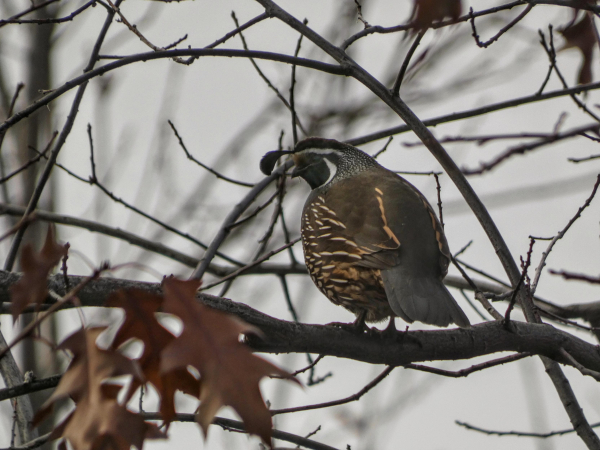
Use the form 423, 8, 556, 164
381, 270, 470, 328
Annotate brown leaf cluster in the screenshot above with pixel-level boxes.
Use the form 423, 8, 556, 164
33, 327, 165, 450
33, 277, 296, 449
559, 12, 597, 85
10, 225, 68, 319
409, 0, 462, 31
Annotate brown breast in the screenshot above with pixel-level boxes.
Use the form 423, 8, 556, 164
301, 193, 394, 323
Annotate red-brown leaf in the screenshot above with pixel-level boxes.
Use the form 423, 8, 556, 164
10, 225, 68, 320
107, 289, 200, 425
34, 327, 164, 450
560, 13, 596, 84
410, 0, 462, 30
159, 277, 298, 446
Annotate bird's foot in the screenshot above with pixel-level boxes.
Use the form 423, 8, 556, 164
378, 317, 398, 340
327, 312, 371, 335
326, 321, 371, 334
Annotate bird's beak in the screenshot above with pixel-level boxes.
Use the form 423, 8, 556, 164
290, 165, 302, 178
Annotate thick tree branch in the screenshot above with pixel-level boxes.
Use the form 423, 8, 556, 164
0, 271, 599, 373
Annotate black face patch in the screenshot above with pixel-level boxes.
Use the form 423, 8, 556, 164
292, 153, 332, 189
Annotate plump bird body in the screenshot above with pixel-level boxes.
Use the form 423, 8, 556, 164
260, 137, 470, 328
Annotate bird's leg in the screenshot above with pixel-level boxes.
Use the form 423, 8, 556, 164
353, 310, 369, 333
380, 317, 397, 339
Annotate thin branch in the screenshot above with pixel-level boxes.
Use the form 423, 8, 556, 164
570, 153, 600, 163
167, 120, 254, 187
272, 355, 326, 379
402, 132, 554, 146
341, 0, 533, 50
452, 258, 504, 320
433, 173, 444, 229
5, 416, 341, 450
456, 420, 600, 438
530, 174, 600, 296
204, 12, 269, 49
271, 366, 394, 415
346, 81, 600, 146
560, 348, 600, 382
462, 123, 600, 175
372, 136, 393, 159
0, 0, 59, 27
232, 11, 308, 136
0, 0, 96, 26
405, 352, 532, 377
200, 238, 300, 290
0, 133, 56, 184
191, 160, 293, 280
469, 4, 533, 48
505, 238, 535, 325
0, 375, 61, 402
354, 0, 370, 28
4, 0, 124, 271
0, 49, 347, 135
84, 124, 243, 266
391, 29, 425, 96
290, 19, 307, 145
549, 270, 600, 285
539, 27, 600, 123
148, 414, 341, 450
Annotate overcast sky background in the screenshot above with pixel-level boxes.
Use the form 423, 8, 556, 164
1, 0, 600, 449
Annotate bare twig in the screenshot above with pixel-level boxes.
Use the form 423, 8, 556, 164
560, 348, 600, 382
167, 120, 254, 187
290, 19, 307, 145
271, 366, 394, 415
232, 12, 308, 136
456, 420, 600, 438
0, 0, 59, 27
405, 352, 532, 377
347, 81, 600, 146
569, 153, 600, 163
4, 0, 123, 271
354, 0, 370, 28
391, 29, 426, 96
462, 123, 600, 175
200, 238, 300, 290
469, 4, 533, 48
505, 238, 535, 325
530, 174, 600, 296
341, 0, 540, 50
0, 133, 56, 184
205, 12, 269, 49
549, 270, 600, 285
539, 28, 600, 123
0, 0, 96, 26
191, 160, 292, 280
372, 137, 393, 159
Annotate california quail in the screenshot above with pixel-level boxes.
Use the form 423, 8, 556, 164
260, 137, 470, 329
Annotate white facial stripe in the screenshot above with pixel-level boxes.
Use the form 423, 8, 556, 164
323, 157, 337, 185
300, 148, 337, 156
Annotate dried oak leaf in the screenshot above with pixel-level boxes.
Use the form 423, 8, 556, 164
34, 327, 164, 450
409, 0, 462, 31
159, 277, 298, 446
560, 13, 596, 84
10, 225, 68, 320
107, 289, 200, 425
